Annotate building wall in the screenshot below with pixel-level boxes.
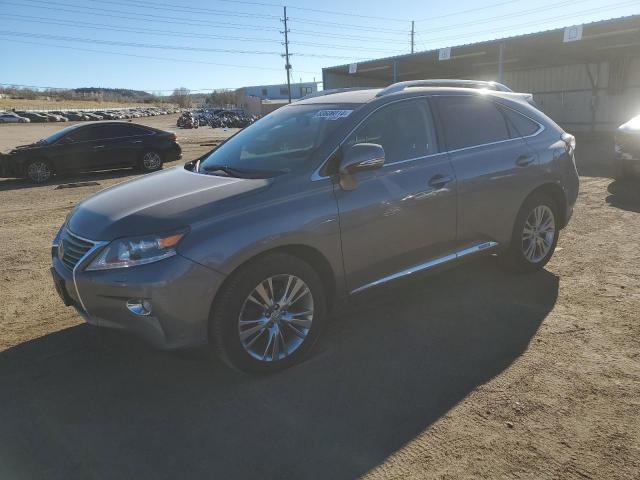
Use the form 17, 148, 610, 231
479, 58, 640, 132
238, 82, 317, 101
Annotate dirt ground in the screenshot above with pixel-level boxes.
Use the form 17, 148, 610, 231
0, 116, 639, 479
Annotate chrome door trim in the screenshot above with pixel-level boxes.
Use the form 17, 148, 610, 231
349, 241, 498, 295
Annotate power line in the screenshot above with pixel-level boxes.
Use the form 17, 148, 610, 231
87, 0, 282, 21
415, 0, 588, 34
0, 38, 320, 74
287, 16, 409, 34
0, 14, 407, 53
417, 0, 640, 47
415, 0, 524, 22
0, 31, 282, 55
0, 14, 282, 43
7, 0, 412, 44
0, 31, 379, 61
87, 0, 412, 23
10, 0, 280, 31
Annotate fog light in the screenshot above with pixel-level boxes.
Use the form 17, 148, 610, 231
127, 299, 152, 316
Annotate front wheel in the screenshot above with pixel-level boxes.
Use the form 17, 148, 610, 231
139, 150, 163, 173
500, 193, 559, 272
26, 159, 53, 183
210, 253, 327, 373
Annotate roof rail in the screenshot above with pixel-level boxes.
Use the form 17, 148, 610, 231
298, 87, 374, 101
375, 79, 513, 97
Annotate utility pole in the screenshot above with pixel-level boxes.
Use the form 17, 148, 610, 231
281, 6, 292, 103
411, 21, 415, 54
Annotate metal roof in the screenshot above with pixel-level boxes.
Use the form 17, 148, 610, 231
323, 15, 640, 87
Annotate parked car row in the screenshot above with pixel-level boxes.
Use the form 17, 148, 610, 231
0, 107, 180, 124
178, 109, 259, 129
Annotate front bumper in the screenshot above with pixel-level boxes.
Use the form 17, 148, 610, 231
51, 243, 225, 349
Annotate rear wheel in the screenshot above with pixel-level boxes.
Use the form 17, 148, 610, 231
26, 159, 52, 183
210, 253, 327, 373
500, 193, 559, 272
139, 150, 163, 173
613, 156, 627, 181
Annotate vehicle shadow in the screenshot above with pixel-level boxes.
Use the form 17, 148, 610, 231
0, 258, 558, 480
606, 179, 640, 213
0, 168, 138, 192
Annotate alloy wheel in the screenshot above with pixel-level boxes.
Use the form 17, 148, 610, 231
142, 151, 161, 170
521, 205, 555, 263
238, 274, 314, 362
27, 161, 51, 183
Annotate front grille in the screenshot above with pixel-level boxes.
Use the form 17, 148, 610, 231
59, 229, 95, 271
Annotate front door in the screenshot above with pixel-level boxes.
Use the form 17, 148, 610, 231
334, 98, 458, 293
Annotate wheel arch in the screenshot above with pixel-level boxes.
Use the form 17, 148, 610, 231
211, 243, 338, 318
524, 182, 568, 228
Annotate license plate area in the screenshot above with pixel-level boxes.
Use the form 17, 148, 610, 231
51, 267, 74, 306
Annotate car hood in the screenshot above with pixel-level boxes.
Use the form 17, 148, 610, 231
67, 166, 272, 240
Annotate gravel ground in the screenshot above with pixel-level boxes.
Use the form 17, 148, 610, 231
0, 116, 638, 479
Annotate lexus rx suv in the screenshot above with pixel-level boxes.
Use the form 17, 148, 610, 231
51, 82, 579, 372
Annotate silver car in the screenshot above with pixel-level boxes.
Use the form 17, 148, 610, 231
51, 81, 579, 372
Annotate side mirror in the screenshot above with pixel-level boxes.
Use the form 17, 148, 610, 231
339, 143, 385, 190
340, 143, 385, 175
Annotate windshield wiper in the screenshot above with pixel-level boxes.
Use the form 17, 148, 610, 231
200, 164, 251, 178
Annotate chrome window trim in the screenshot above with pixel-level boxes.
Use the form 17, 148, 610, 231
311, 95, 436, 182
311, 93, 545, 181
350, 241, 498, 295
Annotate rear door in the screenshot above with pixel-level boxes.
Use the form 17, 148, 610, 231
335, 97, 458, 293
94, 124, 152, 167
433, 95, 542, 249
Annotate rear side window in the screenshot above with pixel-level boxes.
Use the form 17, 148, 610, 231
435, 96, 511, 150
344, 98, 437, 164
91, 124, 144, 139
499, 106, 541, 137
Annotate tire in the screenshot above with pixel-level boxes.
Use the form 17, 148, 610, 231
25, 159, 53, 183
500, 193, 559, 272
613, 156, 627, 181
210, 253, 327, 373
139, 150, 163, 173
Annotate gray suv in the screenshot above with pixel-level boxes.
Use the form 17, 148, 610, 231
51, 81, 579, 372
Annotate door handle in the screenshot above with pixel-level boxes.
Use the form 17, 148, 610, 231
428, 174, 453, 189
130, 140, 143, 144
93, 145, 106, 149
516, 155, 535, 167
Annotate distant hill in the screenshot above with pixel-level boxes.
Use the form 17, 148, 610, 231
73, 87, 155, 100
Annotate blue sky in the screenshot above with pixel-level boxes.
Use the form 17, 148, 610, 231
0, 0, 638, 93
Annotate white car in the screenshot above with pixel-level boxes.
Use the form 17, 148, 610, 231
0, 112, 30, 123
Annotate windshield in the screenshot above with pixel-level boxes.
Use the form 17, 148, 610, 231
40, 124, 83, 144
198, 104, 355, 177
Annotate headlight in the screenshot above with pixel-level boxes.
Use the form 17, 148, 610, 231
86, 230, 187, 271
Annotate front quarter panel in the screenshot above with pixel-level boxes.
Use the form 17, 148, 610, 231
178, 174, 345, 295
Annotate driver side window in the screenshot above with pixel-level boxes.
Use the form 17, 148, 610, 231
345, 99, 437, 164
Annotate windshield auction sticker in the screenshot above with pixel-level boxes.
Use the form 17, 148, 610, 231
313, 110, 353, 120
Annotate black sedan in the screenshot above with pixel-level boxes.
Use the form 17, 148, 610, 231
0, 122, 181, 183
614, 114, 640, 180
